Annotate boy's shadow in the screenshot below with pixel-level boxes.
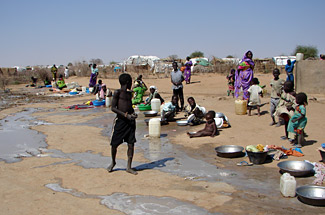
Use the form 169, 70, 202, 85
188, 81, 201, 84
135, 157, 174, 171
111, 157, 174, 172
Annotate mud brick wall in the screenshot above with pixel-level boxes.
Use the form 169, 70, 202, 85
295, 60, 325, 94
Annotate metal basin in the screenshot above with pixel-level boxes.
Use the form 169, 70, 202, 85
215, 145, 244, 158
176, 120, 188, 126
277, 161, 314, 177
296, 185, 325, 206
143, 111, 158, 117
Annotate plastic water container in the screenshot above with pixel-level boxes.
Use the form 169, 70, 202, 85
149, 118, 161, 138
151, 98, 161, 112
280, 173, 296, 197
235, 99, 247, 115
81, 86, 87, 92
105, 96, 112, 108
296, 53, 304, 61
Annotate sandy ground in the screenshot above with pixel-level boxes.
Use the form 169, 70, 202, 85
1, 73, 325, 214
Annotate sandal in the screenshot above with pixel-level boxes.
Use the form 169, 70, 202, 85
237, 161, 253, 166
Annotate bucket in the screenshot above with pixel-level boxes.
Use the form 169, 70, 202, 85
151, 98, 161, 112
280, 173, 296, 197
89, 87, 94, 93
105, 96, 112, 108
82, 86, 86, 92
296, 53, 304, 61
149, 118, 161, 138
246, 150, 268, 164
235, 99, 247, 115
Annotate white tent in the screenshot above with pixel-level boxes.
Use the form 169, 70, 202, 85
273, 56, 296, 66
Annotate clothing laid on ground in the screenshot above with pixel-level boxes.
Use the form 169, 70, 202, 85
287, 105, 307, 139
247, 85, 262, 106
110, 117, 136, 147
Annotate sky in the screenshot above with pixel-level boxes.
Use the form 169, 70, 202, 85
0, 0, 324, 67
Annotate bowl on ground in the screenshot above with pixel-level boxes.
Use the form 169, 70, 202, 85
138, 104, 151, 111
246, 150, 268, 164
176, 120, 188, 126
296, 185, 325, 206
215, 145, 245, 158
277, 160, 314, 177
143, 111, 158, 117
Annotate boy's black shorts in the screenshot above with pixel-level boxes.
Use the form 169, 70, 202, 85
110, 117, 136, 147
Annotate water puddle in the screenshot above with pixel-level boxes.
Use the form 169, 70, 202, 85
0, 108, 49, 163
46, 182, 219, 215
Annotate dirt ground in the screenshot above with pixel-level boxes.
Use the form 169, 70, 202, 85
1, 73, 325, 214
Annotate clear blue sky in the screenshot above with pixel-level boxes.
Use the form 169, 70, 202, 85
1, 0, 324, 67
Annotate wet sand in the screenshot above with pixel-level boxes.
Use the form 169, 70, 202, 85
0, 73, 325, 214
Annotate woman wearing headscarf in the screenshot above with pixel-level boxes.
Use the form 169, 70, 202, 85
184, 56, 193, 84
145, 86, 164, 105
234, 51, 255, 100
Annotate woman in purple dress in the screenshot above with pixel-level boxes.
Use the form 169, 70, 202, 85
234, 51, 255, 100
184, 56, 193, 84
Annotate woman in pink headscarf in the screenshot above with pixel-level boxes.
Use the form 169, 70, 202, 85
234, 50, 255, 100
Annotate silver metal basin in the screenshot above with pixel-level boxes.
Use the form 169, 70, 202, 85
277, 161, 314, 177
296, 185, 325, 206
215, 145, 244, 158
143, 111, 158, 117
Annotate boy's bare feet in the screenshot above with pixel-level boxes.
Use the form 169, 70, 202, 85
126, 168, 138, 175
107, 162, 116, 173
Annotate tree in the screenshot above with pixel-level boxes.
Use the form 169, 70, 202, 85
189, 51, 204, 58
67, 62, 73, 66
109, 61, 118, 65
293, 45, 318, 59
168, 55, 178, 61
226, 55, 234, 58
90, 58, 104, 65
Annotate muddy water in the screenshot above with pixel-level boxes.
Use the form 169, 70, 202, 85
46, 183, 218, 215
0, 108, 49, 163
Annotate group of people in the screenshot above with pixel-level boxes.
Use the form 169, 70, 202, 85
231, 50, 307, 148
106, 51, 308, 175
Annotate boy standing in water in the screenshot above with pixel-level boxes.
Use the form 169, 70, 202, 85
270, 68, 284, 125
107, 73, 138, 175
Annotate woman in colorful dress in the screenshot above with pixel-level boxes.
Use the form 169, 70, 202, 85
234, 51, 255, 100
184, 56, 193, 84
